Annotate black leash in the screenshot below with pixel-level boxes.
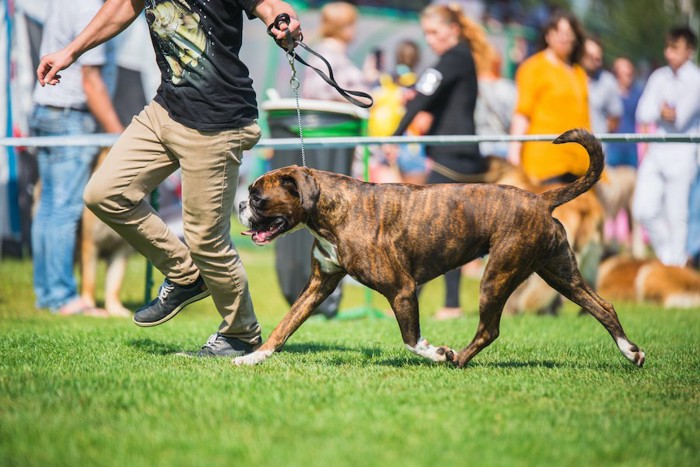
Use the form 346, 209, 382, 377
267, 14, 374, 109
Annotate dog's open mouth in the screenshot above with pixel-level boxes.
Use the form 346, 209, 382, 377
242, 218, 287, 245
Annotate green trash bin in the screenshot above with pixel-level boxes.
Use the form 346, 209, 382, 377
262, 99, 368, 318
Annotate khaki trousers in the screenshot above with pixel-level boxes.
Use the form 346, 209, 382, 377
84, 101, 261, 343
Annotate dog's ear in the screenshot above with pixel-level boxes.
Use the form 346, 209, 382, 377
282, 167, 319, 212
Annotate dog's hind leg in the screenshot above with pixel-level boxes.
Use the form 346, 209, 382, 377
453, 255, 533, 368
536, 244, 645, 367
388, 282, 455, 363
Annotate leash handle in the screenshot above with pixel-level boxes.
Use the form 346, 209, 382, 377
266, 13, 300, 52
292, 42, 374, 109
267, 13, 373, 109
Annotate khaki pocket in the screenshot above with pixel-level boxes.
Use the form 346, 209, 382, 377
225, 122, 262, 164
239, 122, 262, 151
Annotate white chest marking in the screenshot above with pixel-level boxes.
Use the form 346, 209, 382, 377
309, 229, 342, 273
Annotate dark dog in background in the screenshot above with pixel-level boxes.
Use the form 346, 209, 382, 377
235, 129, 645, 368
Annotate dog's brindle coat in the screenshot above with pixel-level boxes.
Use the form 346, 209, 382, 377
237, 129, 645, 368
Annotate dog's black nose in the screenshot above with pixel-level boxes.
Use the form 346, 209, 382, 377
239, 201, 246, 211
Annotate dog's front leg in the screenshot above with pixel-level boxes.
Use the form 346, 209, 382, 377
233, 265, 345, 366
389, 284, 456, 364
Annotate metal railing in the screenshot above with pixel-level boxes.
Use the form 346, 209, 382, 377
2, 132, 700, 149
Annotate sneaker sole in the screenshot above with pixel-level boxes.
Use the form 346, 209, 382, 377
132, 290, 211, 328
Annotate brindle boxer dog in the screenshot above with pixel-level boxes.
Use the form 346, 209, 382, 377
236, 129, 646, 368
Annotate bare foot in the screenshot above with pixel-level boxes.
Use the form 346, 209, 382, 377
434, 307, 464, 320
57, 298, 109, 318
105, 302, 133, 318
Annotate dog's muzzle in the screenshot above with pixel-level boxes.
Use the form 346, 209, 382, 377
239, 200, 289, 246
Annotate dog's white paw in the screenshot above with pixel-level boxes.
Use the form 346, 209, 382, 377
406, 338, 455, 363
232, 350, 273, 366
616, 338, 646, 368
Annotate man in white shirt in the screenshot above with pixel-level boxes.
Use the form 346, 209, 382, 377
30, 0, 123, 315
633, 26, 700, 266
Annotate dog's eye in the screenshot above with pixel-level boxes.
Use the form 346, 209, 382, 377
250, 194, 266, 208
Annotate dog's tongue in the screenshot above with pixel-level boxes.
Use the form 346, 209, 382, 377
242, 229, 273, 244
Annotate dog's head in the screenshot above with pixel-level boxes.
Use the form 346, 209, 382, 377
239, 165, 319, 245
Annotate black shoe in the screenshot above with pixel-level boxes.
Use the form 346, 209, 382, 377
133, 276, 209, 327
195, 332, 262, 357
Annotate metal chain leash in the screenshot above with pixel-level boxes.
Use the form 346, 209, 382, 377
287, 50, 306, 167
269, 12, 372, 167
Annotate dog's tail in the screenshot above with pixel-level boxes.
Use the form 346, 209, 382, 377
540, 129, 604, 211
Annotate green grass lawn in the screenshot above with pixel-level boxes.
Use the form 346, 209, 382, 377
1, 239, 699, 467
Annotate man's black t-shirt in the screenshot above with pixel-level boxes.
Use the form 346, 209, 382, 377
145, 0, 261, 131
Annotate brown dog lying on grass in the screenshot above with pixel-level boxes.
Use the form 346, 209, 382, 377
597, 255, 700, 308
236, 129, 645, 368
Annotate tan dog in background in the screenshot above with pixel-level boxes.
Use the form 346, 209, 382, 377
485, 157, 605, 315
597, 255, 700, 308
594, 165, 645, 258
80, 148, 133, 317
31, 148, 132, 317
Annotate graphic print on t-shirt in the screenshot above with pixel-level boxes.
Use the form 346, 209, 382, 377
145, 0, 208, 85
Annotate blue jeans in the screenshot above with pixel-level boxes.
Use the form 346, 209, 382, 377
397, 142, 427, 174
688, 169, 700, 260
30, 105, 97, 311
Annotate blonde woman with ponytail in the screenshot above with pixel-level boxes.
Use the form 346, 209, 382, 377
392, 3, 487, 320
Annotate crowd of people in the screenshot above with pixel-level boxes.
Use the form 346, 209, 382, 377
28, 1, 699, 353
343, 3, 700, 316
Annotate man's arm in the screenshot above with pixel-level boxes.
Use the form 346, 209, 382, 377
82, 65, 124, 134
253, 0, 302, 43
37, 0, 145, 87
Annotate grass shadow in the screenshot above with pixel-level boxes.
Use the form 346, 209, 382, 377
375, 357, 567, 369
469, 360, 564, 369
282, 342, 361, 354
279, 342, 386, 364
127, 338, 181, 355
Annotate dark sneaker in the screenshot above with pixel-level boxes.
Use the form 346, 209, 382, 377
133, 276, 209, 327
195, 332, 262, 357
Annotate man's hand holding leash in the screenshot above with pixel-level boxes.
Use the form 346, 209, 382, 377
256, 1, 302, 50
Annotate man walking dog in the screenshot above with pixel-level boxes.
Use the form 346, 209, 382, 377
36, 0, 303, 357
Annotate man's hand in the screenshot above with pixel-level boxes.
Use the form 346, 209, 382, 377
266, 13, 302, 51
268, 14, 302, 44
255, 0, 302, 48
37, 48, 76, 87
660, 102, 676, 123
